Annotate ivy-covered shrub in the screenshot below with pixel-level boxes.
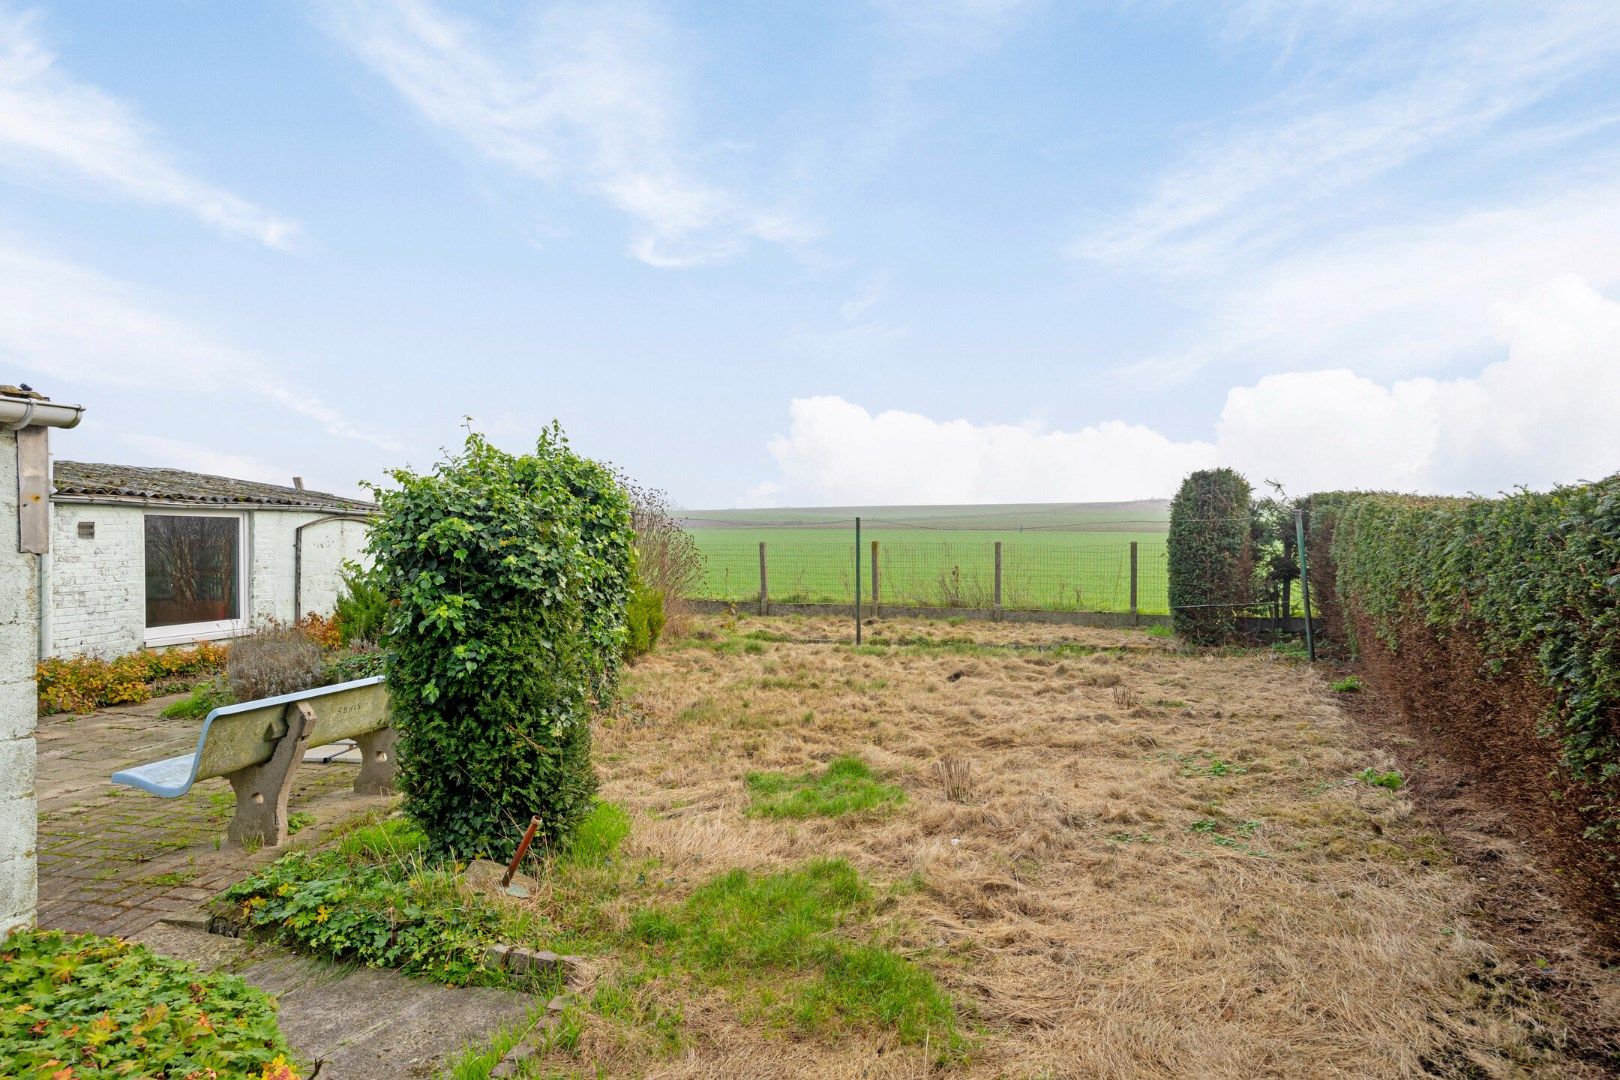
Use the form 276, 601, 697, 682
1167, 468, 1255, 644
1, 928, 299, 1078
1309, 480, 1620, 800
367, 426, 633, 857
626, 572, 667, 660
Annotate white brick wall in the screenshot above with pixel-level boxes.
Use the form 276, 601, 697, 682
46, 503, 371, 657
0, 426, 38, 933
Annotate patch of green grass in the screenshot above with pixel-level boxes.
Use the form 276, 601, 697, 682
1179, 752, 1247, 778
159, 677, 234, 720
1145, 624, 1176, 639
628, 858, 960, 1050
1357, 768, 1404, 791
140, 869, 196, 887
334, 816, 429, 862
745, 756, 907, 819
1331, 675, 1364, 692
436, 1001, 552, 1079
562, 801, 631, 866
1272, 638, 1310, 661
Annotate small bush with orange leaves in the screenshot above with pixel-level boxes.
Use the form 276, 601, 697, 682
296, 612, 343, 651
37, 641, 228, 715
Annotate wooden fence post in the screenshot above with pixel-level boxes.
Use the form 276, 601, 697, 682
993, 541, 1003, 618
1129, 541, 1139, 626
870, 540, 880, 611
758, 541, 768, 616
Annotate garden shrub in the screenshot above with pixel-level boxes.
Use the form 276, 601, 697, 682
1311, 480, 1620, 803
625, 571, 667, 660
37, 641, 227, 714
332, 561, 391, 646
1167, 468, 1255, 644
367, 425, 633, 857
227, 623, 328, 702
0, 927, 299, 1078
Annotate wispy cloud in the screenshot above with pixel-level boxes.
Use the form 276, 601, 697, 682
323, 0, 812, 268
1075, 1, 1620, 273
0, 5, 300, 248
0, 238, 397, 449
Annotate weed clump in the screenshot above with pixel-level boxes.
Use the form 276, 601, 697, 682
227, 623, 327, 702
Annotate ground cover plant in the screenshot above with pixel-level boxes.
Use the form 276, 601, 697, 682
367, 425, 633, 856
478, 611, 1619, 1079
0, 928, 299, 1079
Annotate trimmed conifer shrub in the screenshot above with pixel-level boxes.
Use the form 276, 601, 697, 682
367, 426, 633, 857
1168, 468, 1255, 644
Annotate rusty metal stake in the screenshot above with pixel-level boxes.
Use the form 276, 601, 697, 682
502, 815, 542, 895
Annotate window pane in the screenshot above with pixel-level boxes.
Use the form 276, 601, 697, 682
145, 516, 240, 628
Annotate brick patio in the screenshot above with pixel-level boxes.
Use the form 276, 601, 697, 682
35, 694, 394, 936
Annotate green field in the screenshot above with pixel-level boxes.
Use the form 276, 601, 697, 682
681, 501, 1171, 614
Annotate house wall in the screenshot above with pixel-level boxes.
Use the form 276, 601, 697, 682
47, 503, 372, 658
1, 426, 39, 932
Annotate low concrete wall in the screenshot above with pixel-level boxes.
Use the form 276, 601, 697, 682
0, 425, 38, 932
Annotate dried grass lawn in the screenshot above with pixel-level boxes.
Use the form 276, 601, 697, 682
534, 614, 1616, 1078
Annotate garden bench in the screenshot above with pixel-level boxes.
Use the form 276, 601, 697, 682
110, 676, 396, 848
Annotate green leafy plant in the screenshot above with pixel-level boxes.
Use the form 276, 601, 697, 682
625, 571, 667, 660
219, 828, 526, 987
1168, 468, 1255, 644
333, 561, 392, 646
0, 928, 300, 1078
1331, 675, 1363, 693
366, 425, 633, 857
37, 642, 228, 715
1357, 768, 1404, 791
745, 756, 907, 818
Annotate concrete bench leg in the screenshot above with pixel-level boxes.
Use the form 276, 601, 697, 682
353, 727, 398, 795
225, 702, 317, 848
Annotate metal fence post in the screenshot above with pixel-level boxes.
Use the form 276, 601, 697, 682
993, 541, 1003, 618
758, 541, 768, 616
1129, 541, 1139, 625
854, 517, 862, 645
1294, 509, 1315, 662
870, 539, 880, 611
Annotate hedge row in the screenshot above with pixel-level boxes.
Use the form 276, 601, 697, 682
1306, 477, 1620, 812
1167, 468, 1255, 644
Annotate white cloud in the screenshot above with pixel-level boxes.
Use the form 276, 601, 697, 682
756, 395, 1216, 505
323, 0, 812, 268
752, 276, 1620, 504
0, 5, 299, 248
0, 238, 398, 450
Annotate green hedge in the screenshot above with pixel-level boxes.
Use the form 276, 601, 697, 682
1168, 468, 1255, 644
1308, 477, 1620, 808
368, 426, 633, 857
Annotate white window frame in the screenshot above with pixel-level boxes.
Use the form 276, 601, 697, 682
142, 510, 250, 647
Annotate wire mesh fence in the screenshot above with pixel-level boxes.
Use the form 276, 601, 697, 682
682, 513, 1173, 616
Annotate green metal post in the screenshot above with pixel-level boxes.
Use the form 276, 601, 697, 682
854, 517, 862, 646
1294, 509, 1315, 662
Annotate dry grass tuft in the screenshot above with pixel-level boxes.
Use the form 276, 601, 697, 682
936, 755, 974, 803
517, 614, 1619, 1078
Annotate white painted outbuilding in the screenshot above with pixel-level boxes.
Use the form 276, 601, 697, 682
43, 462, 375, 658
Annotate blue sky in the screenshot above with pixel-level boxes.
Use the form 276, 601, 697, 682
4, 1, 1620, 506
